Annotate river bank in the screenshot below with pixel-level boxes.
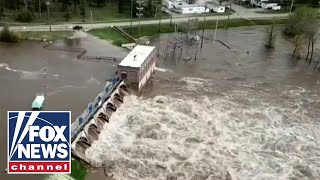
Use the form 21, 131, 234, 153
89, 18, 288, 46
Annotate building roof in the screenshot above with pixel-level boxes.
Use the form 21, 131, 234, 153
119, 45, 155, 68
32, 94, 45, 109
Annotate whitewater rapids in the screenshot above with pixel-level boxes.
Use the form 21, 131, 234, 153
85, 77, 320, 180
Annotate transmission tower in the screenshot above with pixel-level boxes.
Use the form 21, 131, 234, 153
136, 0, 144, 38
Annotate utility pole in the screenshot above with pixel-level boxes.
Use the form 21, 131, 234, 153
158, 1, 162, 33
213, 18, 219, 43
290, 0, 295, 13
155, 1, 158, 18
200, 15, 206, 49
46, 1, 51, 32
136, 0, 144, 38
90, 11, 93, 29
130, 0, 133, 34
228, 2, 231, 21
39, 0, 41, 18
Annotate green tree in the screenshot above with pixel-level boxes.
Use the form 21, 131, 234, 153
292, 35, 303, 58
283, 7, 309, 36
89, 0, 106, 7
80, 0, 86, 17
118, 0, 137, 17
265, 23, 275, 49
285, 7, 320, 63
303, 11, 320, 63
72, 0, 79, 12
64, 7, 71, 21
59, 0, 73, 10
16, 9, 34, 22
118, 0, 131, 14
0, 25, 20, 43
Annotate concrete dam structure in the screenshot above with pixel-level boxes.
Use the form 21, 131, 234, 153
70, 45, 156, 163
71, 80, 129, 162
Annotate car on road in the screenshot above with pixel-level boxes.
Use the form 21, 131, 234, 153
73, 25, 83, 31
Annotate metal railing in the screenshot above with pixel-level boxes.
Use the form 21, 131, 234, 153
71, 76, 121, 142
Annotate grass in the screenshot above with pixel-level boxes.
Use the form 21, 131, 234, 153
88, 18, 288, 47
123, 18, 288, 39
17, 31, 73, 41
239, 4, 256, 9
255, 9, 290, 14
70, 159, 87, 180
89, 28, 130, 46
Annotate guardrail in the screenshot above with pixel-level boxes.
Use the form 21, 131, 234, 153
71, 76, 121, 142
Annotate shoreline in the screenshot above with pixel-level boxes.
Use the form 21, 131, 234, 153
88, 18, 288, 46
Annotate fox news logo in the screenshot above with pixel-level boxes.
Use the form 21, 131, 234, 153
7, 111, 71, 174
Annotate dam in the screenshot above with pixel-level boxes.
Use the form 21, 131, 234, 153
71, 45, 157, 162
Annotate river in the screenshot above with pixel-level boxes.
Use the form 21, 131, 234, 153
1, 27, 320, 180
85, 27, 320, 180
0, 33, 127, 180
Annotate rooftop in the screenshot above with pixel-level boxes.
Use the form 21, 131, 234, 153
119, 45, 155, 68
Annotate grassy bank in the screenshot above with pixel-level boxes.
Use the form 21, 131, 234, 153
17, 31, 73, 41
126, 18, 288, 38
89, 28, 130, 46
89, 18, 288, 45
70, 159, 87, 180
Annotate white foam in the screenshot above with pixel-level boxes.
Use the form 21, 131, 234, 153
68, 31, 88, 39
45, 174, 75, 180
46, 85, 87, 96
179, 77, 214, 91
86, 77, 101, 85
0, 63, 59, 80
85, 87, 320, 180
155, 67, 170, 72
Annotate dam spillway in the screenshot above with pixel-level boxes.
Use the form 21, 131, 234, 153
70, 45, 156, 163
71, 78, 129, 162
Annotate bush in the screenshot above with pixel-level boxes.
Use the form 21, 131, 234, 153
0, 26, 20, 43
16, 10, 34, 22
70, 160, 87, 180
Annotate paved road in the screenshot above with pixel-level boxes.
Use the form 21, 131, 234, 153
1, 5, 289, 32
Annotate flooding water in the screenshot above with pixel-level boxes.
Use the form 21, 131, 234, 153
1, 27, 320, 180
85, 27, 320, 180
0, 34, 127, 180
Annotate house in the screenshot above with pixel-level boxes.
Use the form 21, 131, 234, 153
250, 0, 269, 7
206, 2, 226, 13
261, 0, 279, 9
163, 0, 184, 9
173, 4, 210, 14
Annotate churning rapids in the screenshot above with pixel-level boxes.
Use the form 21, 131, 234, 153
85, 28, 320, 180
86, 79, 320, 180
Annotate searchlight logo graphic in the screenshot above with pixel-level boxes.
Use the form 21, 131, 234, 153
7, 111, 71, 174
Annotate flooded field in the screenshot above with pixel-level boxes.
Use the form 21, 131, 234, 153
86, 27, 320, 180
1, 27, 320, 180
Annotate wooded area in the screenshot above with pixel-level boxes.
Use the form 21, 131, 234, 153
0, 0, 162, 22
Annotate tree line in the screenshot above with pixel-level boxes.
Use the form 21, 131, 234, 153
0, 0, 162, 22
284, 7, 320, 70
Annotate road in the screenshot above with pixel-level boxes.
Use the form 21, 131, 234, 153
1, 4, 289, 32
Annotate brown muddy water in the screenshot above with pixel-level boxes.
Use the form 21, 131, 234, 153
1, 27, 320, 180
0, 33, 127, 180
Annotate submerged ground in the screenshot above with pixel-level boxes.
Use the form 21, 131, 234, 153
1, 27, 320, 180
86, 27, 320, 180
